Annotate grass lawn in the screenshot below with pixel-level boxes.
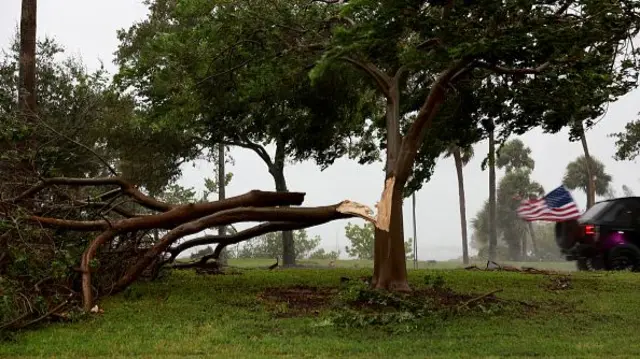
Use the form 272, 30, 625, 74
2, 265, 638, 358
224, 258, 579, 271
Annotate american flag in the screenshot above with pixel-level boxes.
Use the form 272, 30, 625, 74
516, 185, 581, 222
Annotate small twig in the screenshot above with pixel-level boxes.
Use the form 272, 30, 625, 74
35, 115, 118, 176
19, 294, 74, 328
457, 289, 503, 310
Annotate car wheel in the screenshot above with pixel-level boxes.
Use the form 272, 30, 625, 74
576, 256, 605, 271
606, 244, 640, 271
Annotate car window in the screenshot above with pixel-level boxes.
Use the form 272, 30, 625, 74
600, 201, 634, 226
580, 201, 610, 222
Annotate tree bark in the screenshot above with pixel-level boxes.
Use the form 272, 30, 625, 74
452, 147, 470, 265
217, 144, 228, 265
578, 124, 595, 209
488, 125, 498, 262
19, 0, 37, 116
217, 144, 226, 236
271, 139, 295, 267
372, 88, 409, 291
527, 222, 537, 258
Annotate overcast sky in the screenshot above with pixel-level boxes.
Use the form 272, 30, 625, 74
2, 1, 639, 261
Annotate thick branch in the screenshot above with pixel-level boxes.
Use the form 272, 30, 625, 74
396, 60, 470, 184
20, 190, 307, 232
168, 221, 325, 260
223, 139, 274, 168
114, 200, 372, 292
341, 57, 392, 98
9, 177, 172, 212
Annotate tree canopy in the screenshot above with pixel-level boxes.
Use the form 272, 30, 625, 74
563, 155, 613, 199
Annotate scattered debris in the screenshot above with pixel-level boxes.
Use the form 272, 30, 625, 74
544, 275, 573, 291
463, 261, 562, 275
456, 289, 504, 310
90, 305, 104, 314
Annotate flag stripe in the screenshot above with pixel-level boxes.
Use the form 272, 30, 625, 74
516, 185, 581, 222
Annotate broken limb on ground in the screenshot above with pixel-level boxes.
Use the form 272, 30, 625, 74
464, 261, 564, 275
0, 175, 376, 312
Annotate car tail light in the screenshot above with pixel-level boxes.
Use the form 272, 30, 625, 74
584, 224, 596, 236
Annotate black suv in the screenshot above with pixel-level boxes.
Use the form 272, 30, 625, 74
555, 197, 640, 271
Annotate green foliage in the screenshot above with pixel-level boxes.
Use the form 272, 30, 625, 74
237, 230, 322, 260
344, 222, 412, 259
308, 248, 340, 260
472, 140, 544, 260
115, 0, 378, 172
612, 120, 640, 161
315, 0, 640, 193
562, 155, 613, 198
496, 139, 535, 173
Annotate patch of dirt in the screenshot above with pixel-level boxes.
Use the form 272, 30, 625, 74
258, 285, 338, 317
258, 284, 521, 318
543, 275, 573, 291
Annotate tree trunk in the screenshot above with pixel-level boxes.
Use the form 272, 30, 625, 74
372, 91, 409, 291
217, 144, 226, 236
19, 0, 37, 115
579, 124, 595, 209
411, 193, 418, 269
217, 144, 228, 265
452, 147, 469, 265
488, 125, 498, 262
271, 140, 295, 267
527, 222, 538, 258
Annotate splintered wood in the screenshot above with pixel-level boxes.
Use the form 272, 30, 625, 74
336, 200, 376, 223
374, 177, 395, 232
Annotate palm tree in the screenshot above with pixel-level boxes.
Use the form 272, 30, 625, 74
496, 138, 539, 259
445, 144, 474, 265
563, 155, 613, 206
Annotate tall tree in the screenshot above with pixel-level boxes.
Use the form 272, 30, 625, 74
444, 144, 474, 264
18, 0, 37, 115
313, 0, 640, 289
496, 138, 540, 258
563, 155, 613, 206
497, 169, 545, 260
114, 0, 377, 267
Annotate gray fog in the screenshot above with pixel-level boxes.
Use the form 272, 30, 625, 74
2, 0, 638, 260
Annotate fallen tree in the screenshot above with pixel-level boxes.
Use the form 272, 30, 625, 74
1, 176, 375, 311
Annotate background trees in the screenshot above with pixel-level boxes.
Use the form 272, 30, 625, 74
563, 155, 613, 206
344, 222, 412, 260
114, 0, 378, 267
444, 145, 474, 264
472, 139, 543, 261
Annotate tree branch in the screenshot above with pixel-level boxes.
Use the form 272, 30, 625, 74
8, 177, 172, 212
341, 57, 392, 98
476, 61, 551, 75
18, 190, 308, 233
396, 59, 471, 184
222, 139, 274, 168
35, 114, 118, 176
113, 200, 373, 293
168, 221, 326, 260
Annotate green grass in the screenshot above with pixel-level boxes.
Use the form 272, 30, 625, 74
224, 258, 578, 271
3, 265, 638, 358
